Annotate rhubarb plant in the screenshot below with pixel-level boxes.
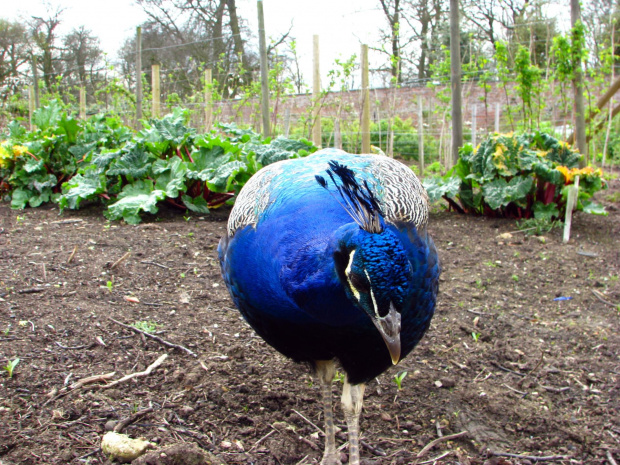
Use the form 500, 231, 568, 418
423, 132, 606, 220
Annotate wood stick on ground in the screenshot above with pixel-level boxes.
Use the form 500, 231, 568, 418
69, 372, 117, 390
418, 451, 453, 464
110, 251, 131, 270
292, 409, 324, 435
490, 451, 571, 462
51, 219, 84, 224
97, 353, 168, 390
416, 430, 468, 458
67, 246, 78, 264
591, 289, 619, 308
141, 260, 170, 269
607, 450, 618, 465
114, 407, 154, 433
18, 287, 45, 294
108, 317, 197, 358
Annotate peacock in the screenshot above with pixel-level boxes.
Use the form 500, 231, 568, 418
218, 148, 440, 465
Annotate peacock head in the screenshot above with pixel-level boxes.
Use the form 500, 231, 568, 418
316, 160, 412, 365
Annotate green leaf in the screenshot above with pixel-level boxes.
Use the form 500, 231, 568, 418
581, 201, 607, 216
105, 180, 166, 224
422, 176, 460, 203
206, 160, 248, 193
10, 187, 33, 209
153, 157, 188, 198
533, 201, 559, 220
482, 176, 534, 210
59, 170, 107, 210
33, 100, 63, 130
187, 145, 232, 181
107, 144, 153, 179
181, 195, 210, 213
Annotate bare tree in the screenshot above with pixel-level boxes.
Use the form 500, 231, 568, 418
30, 8, 63, 92
62, 27, 103, 86
0, 19, 29, 92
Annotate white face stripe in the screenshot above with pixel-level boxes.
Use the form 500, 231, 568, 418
364, 269, 380, 318
345, 250, 361, 301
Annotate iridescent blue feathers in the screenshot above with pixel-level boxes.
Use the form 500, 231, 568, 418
315, 160, 383, 234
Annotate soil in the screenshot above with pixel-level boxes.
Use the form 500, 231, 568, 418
0, 174, 619, 465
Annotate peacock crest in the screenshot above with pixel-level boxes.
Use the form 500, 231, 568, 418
315, 160, 383, 234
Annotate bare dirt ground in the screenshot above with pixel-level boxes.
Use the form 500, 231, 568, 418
0, 173, 618, 465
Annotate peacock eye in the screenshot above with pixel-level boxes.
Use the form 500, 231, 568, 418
349, 272, 370, 294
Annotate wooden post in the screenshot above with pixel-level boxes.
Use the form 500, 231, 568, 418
28, 85, 35, 131
204, 69, 213, 132
334, 119, 342, 149
471, 104, 477, 147
495, 102, 500, 133
283, 107, 291, 137
418, 95, 425, 174
449, 0, 463, 164
79, 86, 86, 120
257, 0, 271, 138
361, 44, 371, 154
312, 35, 321, 147
563, 175, 580, 243
31, 56, 40, 109
152, 64, 160, 118
135, 26, 143, 127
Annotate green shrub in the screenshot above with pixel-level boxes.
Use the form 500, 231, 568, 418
423, 132, 607, 219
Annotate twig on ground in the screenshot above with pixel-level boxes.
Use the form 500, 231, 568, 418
490, 451, 572, 462
67, 245, 78, 264
249, 429, 276, 452
503, 383, 528, 396
292, 409, 324, 435
141, 260, 170, 269
41, 372, 117, 407
491, 361, 526, 377
418, 451, 453, 464
55, 341, 90, 350
108, 317, 197, 357
96, 354, 168, 390
18, 287, 45, 294
591, 289, 619, 308
416, 431, 468, 458
110, 251, 131, 270
540, 385, 570, 393
114, 407, 154, 433
466, 308, 494, 316
607, 450, 618, 465
51, 219, 84, 225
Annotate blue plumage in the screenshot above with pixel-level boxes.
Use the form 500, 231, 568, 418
218, 148, 440, 464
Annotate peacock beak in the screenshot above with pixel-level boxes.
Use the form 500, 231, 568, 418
372, 303, 401, 365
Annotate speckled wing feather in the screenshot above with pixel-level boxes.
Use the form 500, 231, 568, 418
227, 149, 429, 237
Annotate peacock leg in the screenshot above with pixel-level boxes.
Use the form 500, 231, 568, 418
341, 378, 366, 465
316, 360, 341, 465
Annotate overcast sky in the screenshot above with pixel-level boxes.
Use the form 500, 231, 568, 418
2, 0, 385, 86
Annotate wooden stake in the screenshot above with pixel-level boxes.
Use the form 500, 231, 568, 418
28, 85, 35, 131
135, 26, 143, 128
471, 104, 477, 147
312, 35, 322, 148
563, 175, 580, 243
361, 44, 370, 154
418, 95, 425, 173
151, 64, 160, 118
495, 102, 500, 133
79, 87, 86, 120
204, 69, 213, 132
257, 0, 271, 138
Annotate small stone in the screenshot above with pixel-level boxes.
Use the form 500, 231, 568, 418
434, 380, 443, 388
